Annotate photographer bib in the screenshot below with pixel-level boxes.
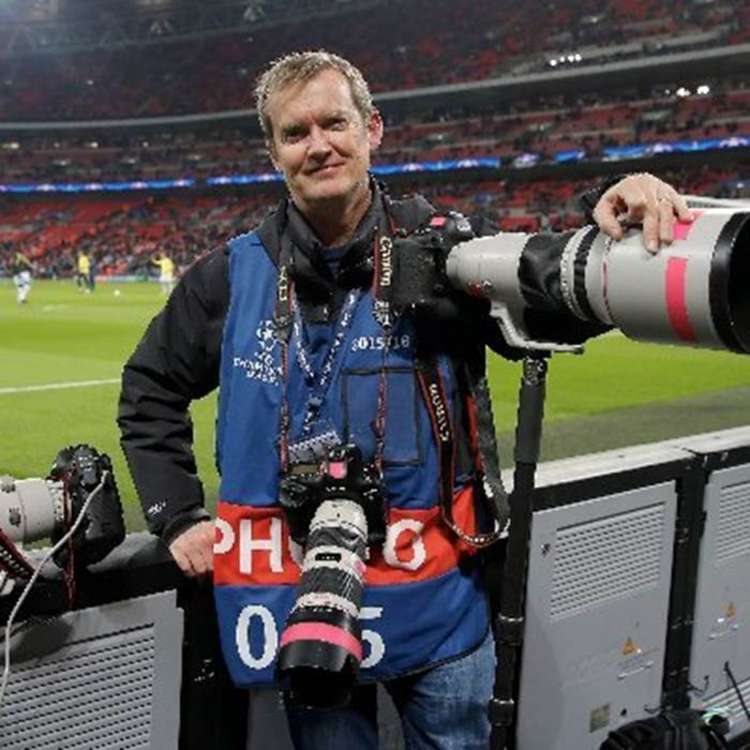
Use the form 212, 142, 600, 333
213, 208, 490, 687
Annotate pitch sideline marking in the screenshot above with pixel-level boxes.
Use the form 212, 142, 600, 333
0, 378, 120, 395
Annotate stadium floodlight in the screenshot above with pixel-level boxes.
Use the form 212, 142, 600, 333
243, 0, 265, 22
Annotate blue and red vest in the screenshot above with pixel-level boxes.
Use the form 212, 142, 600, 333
213, 222, 490, 687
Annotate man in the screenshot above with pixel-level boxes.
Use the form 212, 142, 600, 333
11, 251, 34, 304
88, 252, 97, 292
151, 252, 176, 295
76, 251, 91, 293
118, 51, 692, 749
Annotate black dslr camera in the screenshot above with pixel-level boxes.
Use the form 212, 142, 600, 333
277, 445, 387, 709
0, 444, 125, 583
49, 444, 124, 568
278, 444, 386, 547
388, 212, 476, 319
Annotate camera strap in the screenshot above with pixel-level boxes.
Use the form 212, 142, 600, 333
0, 528, 34, 581
372, 231, 395, 330
371, 219, 400, 473
275, 263, 294, 473
415, 357, 505, 548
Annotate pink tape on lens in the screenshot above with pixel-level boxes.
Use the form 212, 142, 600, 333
665, 257, 696, 342
673, 211, 703, 241
280, 622, 363, 661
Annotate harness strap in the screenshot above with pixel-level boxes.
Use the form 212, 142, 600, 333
415, 357, 506, 548
0, 528, 34, 581
274, 264, 294, 472
461, 366, 510, 531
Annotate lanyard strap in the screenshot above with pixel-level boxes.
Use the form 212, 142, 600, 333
293, 288, 361, 434
274, 227, 395, 470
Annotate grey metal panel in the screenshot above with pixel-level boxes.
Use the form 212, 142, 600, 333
517, 482, 677, 750
503, 442, 690, 490
0, 591, 182, 750
549, 502, 666, 620
690, 464, 750, 740
675, 426, 750, 456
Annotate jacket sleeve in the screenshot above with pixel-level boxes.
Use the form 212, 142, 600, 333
578, 173, 628, 222
117, 247, 229, 539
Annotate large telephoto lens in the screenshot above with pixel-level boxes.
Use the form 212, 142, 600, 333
446, 208, 750, 353
561, 209, 750, 353
277, 499, 368, 709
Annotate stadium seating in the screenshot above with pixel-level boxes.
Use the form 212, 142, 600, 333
0, 0, 743, 121
2, 82, 747, 185
2, 167, 745, 280
1, 0, 746, 283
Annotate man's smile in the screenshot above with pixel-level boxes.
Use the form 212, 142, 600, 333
306, 162, 345, 176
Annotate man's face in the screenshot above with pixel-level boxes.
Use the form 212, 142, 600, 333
266, 69, 383, 215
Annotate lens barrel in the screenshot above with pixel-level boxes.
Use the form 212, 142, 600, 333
561, 209, 750, 353
0, 478, 61, 544
447, 208, 750, 353
277, 499, 368, 709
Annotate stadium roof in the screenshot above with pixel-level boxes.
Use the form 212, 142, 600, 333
0, 0, 391, 57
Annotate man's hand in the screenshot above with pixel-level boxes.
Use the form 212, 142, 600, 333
168, 519, 215, 577
593, 173, 694, 253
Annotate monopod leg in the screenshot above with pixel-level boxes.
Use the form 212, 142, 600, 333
489, 353, 549, 750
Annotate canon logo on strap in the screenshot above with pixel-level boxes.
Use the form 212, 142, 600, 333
378, 236, 393, 287
427, 382, 451, 443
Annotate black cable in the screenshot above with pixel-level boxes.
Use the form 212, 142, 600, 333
724, 661, 750, 723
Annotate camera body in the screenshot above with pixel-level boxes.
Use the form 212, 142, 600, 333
0, 444, 125, 577
279, 444, 386, 548
277, 444, 386, 708
387, 212, 476, 320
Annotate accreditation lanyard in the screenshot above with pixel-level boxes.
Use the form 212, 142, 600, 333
275, 230, 392, 474
292, 287, 361, 435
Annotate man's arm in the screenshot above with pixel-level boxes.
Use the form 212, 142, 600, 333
118, 247, 229, 576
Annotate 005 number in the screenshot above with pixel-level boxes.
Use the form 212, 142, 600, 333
235, 605, 385, 671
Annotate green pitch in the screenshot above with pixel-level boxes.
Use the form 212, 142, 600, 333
1, 279, 749, 532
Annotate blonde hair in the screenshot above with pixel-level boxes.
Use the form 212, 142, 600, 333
255, 50, 374, 141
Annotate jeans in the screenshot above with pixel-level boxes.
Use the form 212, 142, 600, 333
285, 629, 495, 750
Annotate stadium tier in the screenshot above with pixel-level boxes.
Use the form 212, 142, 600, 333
1, 166, 746, 279
1, 80, 748, 185
0, 0, 748, 280
0, 0, 745, 121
